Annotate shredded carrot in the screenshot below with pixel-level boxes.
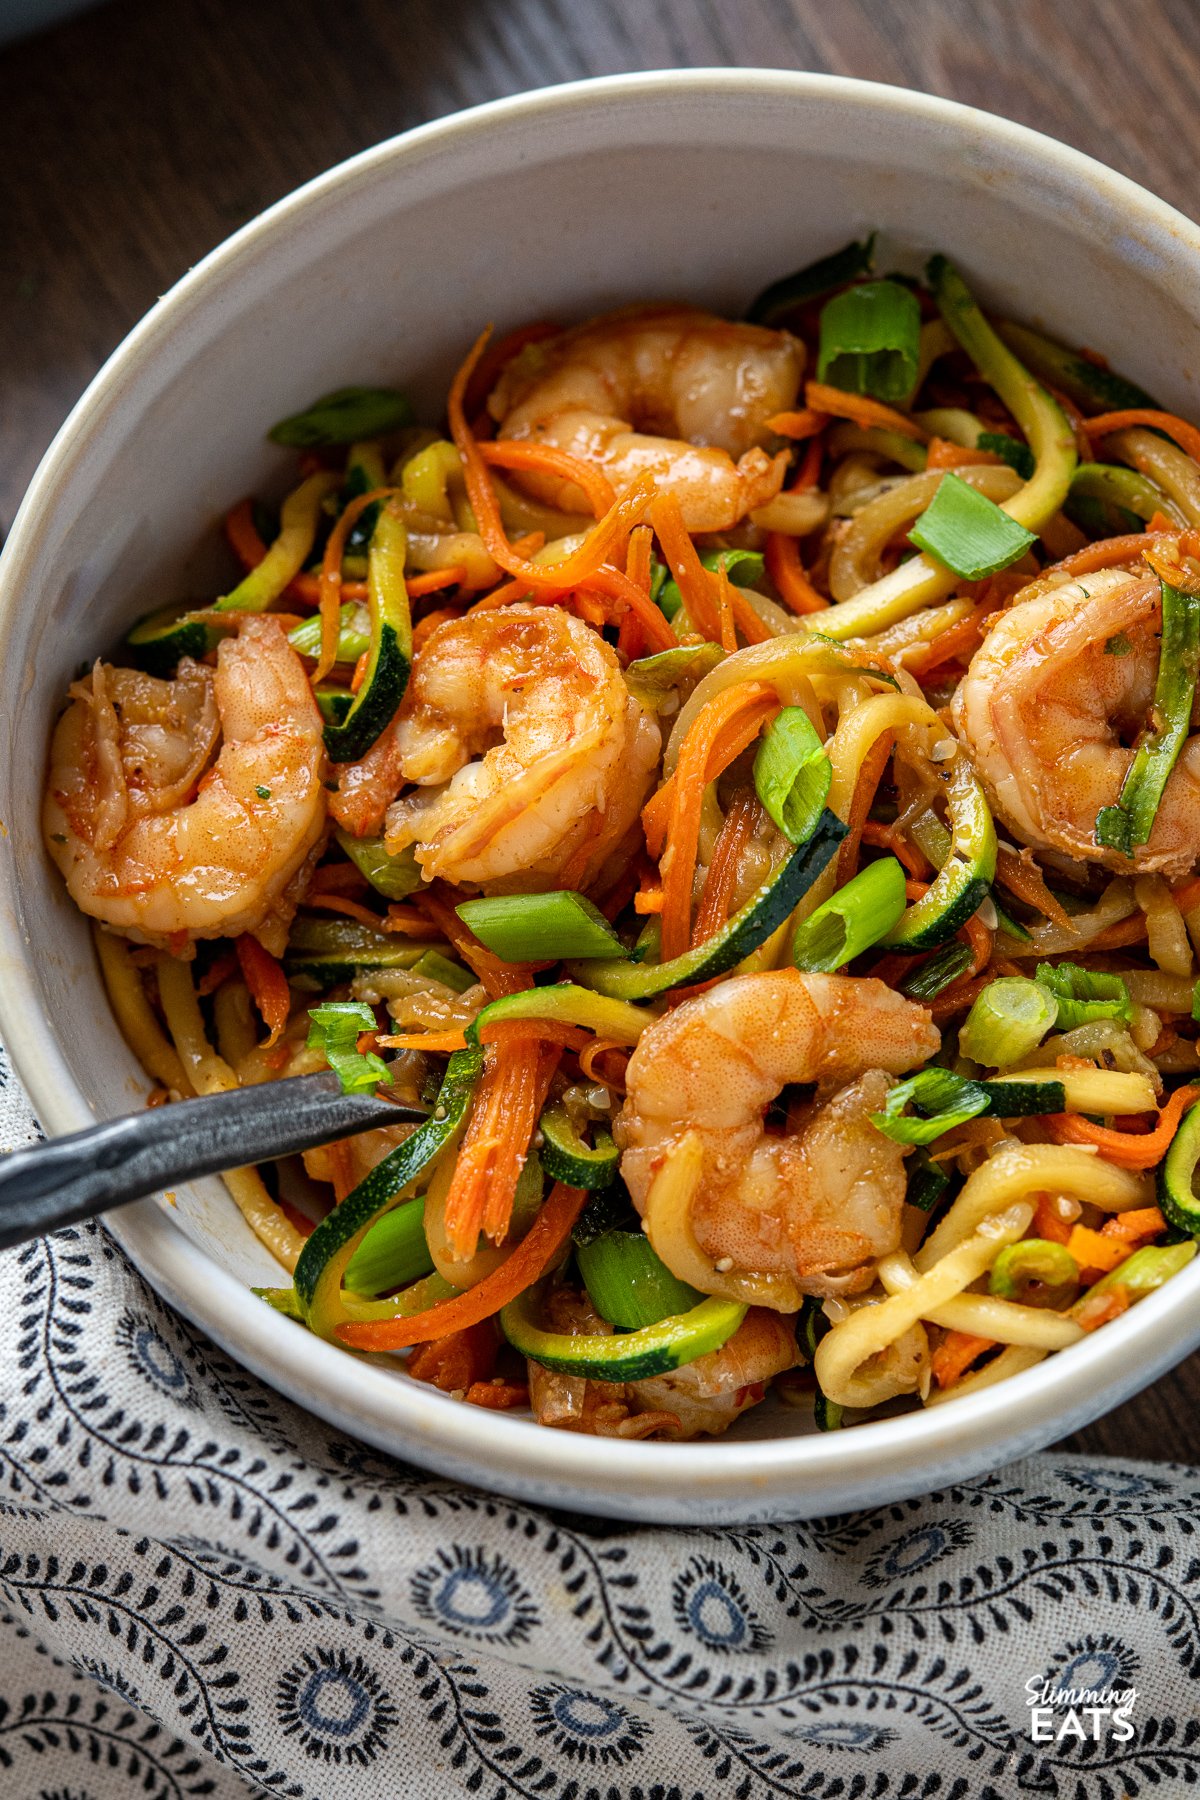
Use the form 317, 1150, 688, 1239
411, 606, 462, 652
1076, 1287, 1130, 1332
860, 820, 929, 879
1065, 1224, 1127, 1275
726, 581, 773, 645
642, 685, 781, 855
764, 530, 828, 614
336, 1181, 586, 1351
925, 436, 1006, 470
791, 429, 826, 491
836, 729, 896, 885
350, 650, 370, 695
578, 1037, 630, 1092
931, 1330, 996, 1389
440, 1035, 561, 1256
633, 884, 663, 914
417, 885, 535, 999
378, 1030, 470, 1054
1032, 1192, 1074, 1245
478, 438, 616, 517
618, 525, 654, 661
995, 848, 1074, 932
449, 327, 655, 591
928, 974, 993, 1023
1047, 1083, 1200, 1169
465, 1378, 530, 1410
234, 935, 292, 1048
714, 564, 738, 654
1101, 1205, 1167, 1242
764, 406, 828, 439
960, 912, 993, 980
196, 951, 238, 998
315, 488, 397, 684
803, 382, 930, 442
906, 590, 1010, 677
303, 893, 388, 930
649, 492, 724, 641
585, 564, 676, 653
461, 318, 559, 419
1087, 913, 1149, 952
1051, 531, 1168, 578
652, 685, 779, 959
311, 861, 369, 895
406, 567, 466, 598
1084, 407, 1200, 465
692, 791, 761, 946
382, 906, 442, 937
406, 1320, 499, 1392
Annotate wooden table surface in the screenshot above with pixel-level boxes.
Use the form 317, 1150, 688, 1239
4, 0, 1199, 1466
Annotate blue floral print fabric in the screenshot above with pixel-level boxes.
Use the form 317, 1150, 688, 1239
0, 1041, 1198, 1799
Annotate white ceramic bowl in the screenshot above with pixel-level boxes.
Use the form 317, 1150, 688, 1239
4, 70, 1200, 1522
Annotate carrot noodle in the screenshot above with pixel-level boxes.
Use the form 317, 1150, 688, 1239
931, 1330, 995, 1388
764, 407, 828, 439
382, 906, 443, 936
765, 530, 828, 615
441, 1034, 561, 1255
465, 1378, 531, 1410
1066, 1224, 1127, 1275
634, 884, 664, 914
929, 974, 993, 1022
837, 729, 896, 885
196, 950, 238, 998
925, 437, 1006, 470
234, 936, 291, 1048
578, 1038, 631, 1092
311, 861, 369, 894
994, 848, 1074, 931
315, 487, 397, 684
959, 912, 993, 979
860, 820, 929, 879
1087, 913, 1149, 952
1047, 1084, 1200, 1168
803, 382, 931, 441
479, 439, 617, 517
643, 683, 780, 855
1033, 1192, 1074, 1245
726, 580, 773, 645
1051, 531, 1170, 578
350, 650, 370, 695
406, 1320, 498, 1392
905, 597, 1000, 677
335, 1182, 586, 1352
656, 684, 779, 959
618, 524, 654, 660
585, 564, 676, 652
461, 318, 559, 419
1085, 407, 1200, 465
449, 327, 656, 591
411, 606, 462, 652
692, 791, 761, 945
791, 430, 826, 491
224, 499, 367, 607
649, 492, 724, 641
1101, 1205, 1167, 1242
406, 567, 466, 597
303, 893, 389, 929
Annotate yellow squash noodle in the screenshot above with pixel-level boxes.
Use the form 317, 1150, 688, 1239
642, 1131, 805, 1313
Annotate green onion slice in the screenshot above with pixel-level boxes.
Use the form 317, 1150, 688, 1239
576, 1229, 704, 1330
334, 831, 423, 901
817, 279, 922, 405
960, 975, 1059, 1067
871, 1068, 992, 1145
791, 855, 907, 971
290, 602, 371, 664
1034, 962, 1132, 1030
1074, 1240, 1196, 1308
268, 386, 414, 448
989, 1238, 1079, 1302
1095, 563, 1200, 855
899, 940, 974, 1002
306, 1000, 392, 1095
752, 707, 832, 845
906, 1147, 950, 1213
455, 891, 629, 963
909, 471, 1038, 580
408, 948, 475, 993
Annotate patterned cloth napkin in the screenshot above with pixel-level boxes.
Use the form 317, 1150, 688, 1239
0, 1041, 1198, 1800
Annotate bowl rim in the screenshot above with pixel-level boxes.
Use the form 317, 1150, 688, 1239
4, 65, 1200, 1516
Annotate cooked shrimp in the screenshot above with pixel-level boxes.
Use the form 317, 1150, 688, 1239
381, 604, 661, 892
615, 970, 940, 1297
953, 567, 1200, 874
44, 615, 327, 945
630, 1308, 800, 1438
489, 305, 803, 532
527, 1287, 683, 1440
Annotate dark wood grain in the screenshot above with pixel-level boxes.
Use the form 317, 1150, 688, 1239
3, 0, 1199, 1464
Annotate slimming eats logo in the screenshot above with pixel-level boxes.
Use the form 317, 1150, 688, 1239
1025, 1674, 1136, 1745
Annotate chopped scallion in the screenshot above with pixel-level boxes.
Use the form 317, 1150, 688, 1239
870, 1067, 991, 1145
960, 976, 1058, 1068
909, 471, 1037, 581
753, 707, 831, 845
747, 234, 876, 328
905, 1147, 950, 1213
409, 948, 475, 993
898, 940, 973, 1001
791, 856, 906, 971
989, 1238, 1078, 1302
455, 891, 629, 963
307, 1000, 392, 1095
268, 386, 414, 448
658, 547, 764, 622
343, 1195, 434, 1296
817, 279, 922, 405
576, 1230, 704, 1330
335, 829, 423, 900
1034, 962, 1131, 1030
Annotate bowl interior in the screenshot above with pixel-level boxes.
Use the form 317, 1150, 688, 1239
4, 72, 1200, 1517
